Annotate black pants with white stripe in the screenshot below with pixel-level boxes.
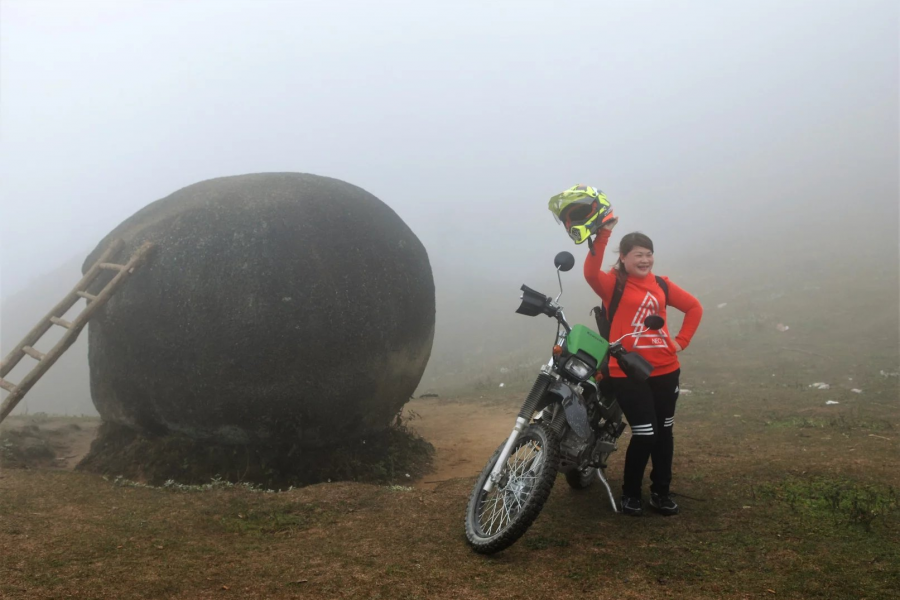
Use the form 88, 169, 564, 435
611, 369, 681, 498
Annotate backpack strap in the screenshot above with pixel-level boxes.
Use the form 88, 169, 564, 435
655, 275, 669, 306
591, 269, 628, 340
607, 269, 629, 323
594, 269, 628, 385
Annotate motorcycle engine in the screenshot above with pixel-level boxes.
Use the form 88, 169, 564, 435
558, 429, 594, 473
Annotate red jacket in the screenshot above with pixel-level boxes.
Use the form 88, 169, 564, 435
584, 229, 703, 378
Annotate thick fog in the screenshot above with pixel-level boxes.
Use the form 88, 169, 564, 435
1, 0, 897, 415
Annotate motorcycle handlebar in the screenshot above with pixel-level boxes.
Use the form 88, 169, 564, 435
608, 341, 654, 381
516, 285, 570, 331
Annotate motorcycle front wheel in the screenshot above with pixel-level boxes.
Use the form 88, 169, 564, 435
464, 422, 560, 554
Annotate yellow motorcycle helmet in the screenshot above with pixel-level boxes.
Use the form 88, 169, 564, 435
548, 184, 614, 244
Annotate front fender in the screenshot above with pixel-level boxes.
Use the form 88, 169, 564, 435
545, 381, 592, 440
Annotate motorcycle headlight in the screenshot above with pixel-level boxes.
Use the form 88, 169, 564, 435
564, 357, 592, 381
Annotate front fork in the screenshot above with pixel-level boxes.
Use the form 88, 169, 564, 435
483, 416, 529, 493
482, 370, 554, 493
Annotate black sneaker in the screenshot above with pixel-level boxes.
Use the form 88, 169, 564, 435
649, 492, 680, 516
620, 495, 643, 516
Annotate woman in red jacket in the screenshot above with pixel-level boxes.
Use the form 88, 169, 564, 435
585, 218, 703, 516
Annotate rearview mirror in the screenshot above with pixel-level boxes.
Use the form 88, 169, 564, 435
554, 251, 575, 272
644, 315, 665, 330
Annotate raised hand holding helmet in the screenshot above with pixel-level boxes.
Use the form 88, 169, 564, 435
600, 211, 618, 231
548, 184, 615, 244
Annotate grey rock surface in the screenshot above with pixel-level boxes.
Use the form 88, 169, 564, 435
83, 173, 434, 447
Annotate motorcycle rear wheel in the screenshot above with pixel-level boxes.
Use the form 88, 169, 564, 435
464, 422, 560, 554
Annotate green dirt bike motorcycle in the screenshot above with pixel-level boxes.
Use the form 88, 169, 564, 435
464, 251, 665, 554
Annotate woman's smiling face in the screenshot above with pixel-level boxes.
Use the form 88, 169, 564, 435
620, 245, 654, 277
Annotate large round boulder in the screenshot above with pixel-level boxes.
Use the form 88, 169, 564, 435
83, 173, 434, 448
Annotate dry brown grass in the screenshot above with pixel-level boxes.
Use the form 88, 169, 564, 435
2, 265, 897, 598
2, 374, 897, 600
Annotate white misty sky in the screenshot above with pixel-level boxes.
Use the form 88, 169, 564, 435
1, 0, 897, 299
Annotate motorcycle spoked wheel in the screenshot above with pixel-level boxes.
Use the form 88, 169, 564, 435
464, 422, 560, 554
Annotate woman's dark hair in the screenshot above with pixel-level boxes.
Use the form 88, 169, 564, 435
614, 232, 654, 274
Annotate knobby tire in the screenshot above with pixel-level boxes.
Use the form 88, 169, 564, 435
464, 423, 560, 554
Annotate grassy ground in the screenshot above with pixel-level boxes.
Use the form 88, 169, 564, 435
1, 372, 897, 599
2, 251, 896, 598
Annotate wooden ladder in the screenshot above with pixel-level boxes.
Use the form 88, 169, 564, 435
0, 239, 154, 423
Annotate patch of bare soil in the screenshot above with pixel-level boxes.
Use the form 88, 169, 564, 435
406, 397, 518, 488
0, 416, 99, 471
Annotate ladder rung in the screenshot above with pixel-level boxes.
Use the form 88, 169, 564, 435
0, 239, 157, 425
23, 346, 45, 361
98, 262, 127, 271
50, 316, 73, 329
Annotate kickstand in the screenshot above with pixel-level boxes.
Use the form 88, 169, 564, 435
596, 468, 619, 513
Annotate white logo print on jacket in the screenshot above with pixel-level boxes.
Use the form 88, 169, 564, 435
631, 291, 669, 350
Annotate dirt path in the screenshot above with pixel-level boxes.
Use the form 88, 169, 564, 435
406, 397, 517, 489
55, 421, 100, 469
